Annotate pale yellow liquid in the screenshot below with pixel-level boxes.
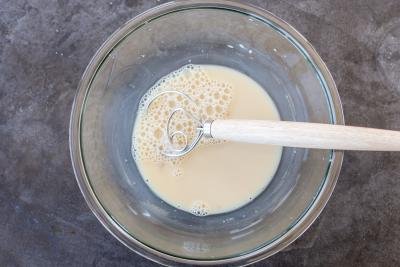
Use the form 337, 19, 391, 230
132, 65, 282, 216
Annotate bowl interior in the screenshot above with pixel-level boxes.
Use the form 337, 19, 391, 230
77, 5, 339, 261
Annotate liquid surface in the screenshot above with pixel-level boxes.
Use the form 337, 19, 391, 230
132, 65, 282, 216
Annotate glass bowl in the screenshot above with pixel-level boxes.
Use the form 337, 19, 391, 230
69, 1, 343, 265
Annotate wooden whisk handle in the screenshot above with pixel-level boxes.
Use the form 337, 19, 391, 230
206, 119, 400, 151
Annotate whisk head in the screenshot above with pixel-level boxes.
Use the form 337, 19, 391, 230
144, 90, 212, 157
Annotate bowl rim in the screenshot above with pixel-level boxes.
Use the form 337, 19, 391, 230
69, 0, 344, 265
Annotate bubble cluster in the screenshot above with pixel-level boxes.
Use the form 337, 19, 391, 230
132, 64, 233, 176
189, 201, 209, 216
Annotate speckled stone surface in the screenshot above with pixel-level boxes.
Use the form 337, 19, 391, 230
1, 0, 400, 266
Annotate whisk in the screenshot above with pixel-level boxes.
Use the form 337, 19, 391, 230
145, 90, 400, 157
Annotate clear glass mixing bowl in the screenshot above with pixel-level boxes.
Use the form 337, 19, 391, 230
69, 1, 344, 265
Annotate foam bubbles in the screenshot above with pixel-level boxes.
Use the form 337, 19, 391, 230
189, 201, 209, 216
132, 64, 233, 178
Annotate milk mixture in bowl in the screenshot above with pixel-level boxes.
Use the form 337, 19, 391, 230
132, 64, 282, 216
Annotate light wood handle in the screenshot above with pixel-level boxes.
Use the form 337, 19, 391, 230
210, 119, 400, 151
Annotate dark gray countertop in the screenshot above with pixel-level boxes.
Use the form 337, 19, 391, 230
1, 0, 400, 266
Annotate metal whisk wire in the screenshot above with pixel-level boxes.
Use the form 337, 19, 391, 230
145, 90, 205, 157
